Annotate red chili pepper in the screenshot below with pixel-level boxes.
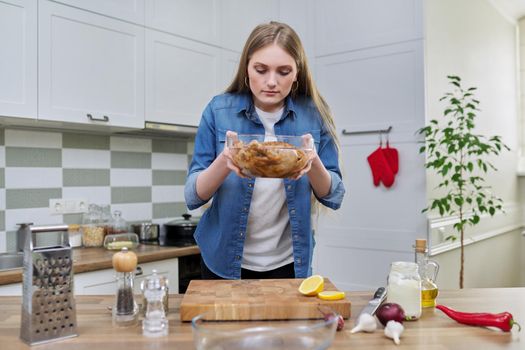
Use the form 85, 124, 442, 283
436, 304, 521, 332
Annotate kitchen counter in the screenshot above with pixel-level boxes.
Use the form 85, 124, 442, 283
0, 245, 200, 285
0, 288, 523, 349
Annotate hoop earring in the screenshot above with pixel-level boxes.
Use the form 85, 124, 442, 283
291, 80, 299, 94
244, 77, 250, 88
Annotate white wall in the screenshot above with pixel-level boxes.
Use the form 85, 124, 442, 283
424, 0, 523, 288
312, 0, 427, 291
433, 229, 523, 289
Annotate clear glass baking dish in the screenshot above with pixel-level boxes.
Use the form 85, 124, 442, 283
191, 308, 338, 350
226, 134, 314, 178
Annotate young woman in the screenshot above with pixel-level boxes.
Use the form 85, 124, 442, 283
185, 21, 345, 280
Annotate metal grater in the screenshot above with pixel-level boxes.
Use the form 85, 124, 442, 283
19, 223, 78, 345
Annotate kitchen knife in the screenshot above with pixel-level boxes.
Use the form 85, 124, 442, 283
358, 287, 387, 317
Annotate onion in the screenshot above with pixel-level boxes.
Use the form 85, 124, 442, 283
375, 303, 406, 326
318, 306, 345, 331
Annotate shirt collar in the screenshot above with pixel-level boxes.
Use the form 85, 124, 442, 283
236, 94, 297, 121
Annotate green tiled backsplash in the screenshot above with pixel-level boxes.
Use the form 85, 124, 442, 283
0, 128, 195, 252
6, 147, 62, 167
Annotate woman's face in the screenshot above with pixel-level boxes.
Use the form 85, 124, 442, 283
247, 43, 298, 113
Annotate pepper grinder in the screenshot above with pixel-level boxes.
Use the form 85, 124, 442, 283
112, 247, 139, 327
142, 269, 169, 337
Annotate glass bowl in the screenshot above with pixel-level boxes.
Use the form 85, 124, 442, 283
227, 134, 314, 178
191, 308, 338, 350
103, 232, 139, 250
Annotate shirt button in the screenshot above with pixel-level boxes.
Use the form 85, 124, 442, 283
290, 209, 296, 214
236, 255, 241, 260
287, 185, 292, 190
239, 232, 244, 237
248, 183, 253, 188
296, 258, 301, 264
243, 207, 248, 212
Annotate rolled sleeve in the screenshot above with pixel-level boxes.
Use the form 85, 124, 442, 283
185, 171, 206, 210
313, 120, 345, 210
184, 100, 217, 210
317, 171, 345, 210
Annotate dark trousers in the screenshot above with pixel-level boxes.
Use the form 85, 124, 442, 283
200, 257, 295, 279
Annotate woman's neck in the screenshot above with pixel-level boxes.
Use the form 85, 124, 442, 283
253, 99, 285, 113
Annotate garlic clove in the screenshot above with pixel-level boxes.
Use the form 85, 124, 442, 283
350, 313, 377, 333
384, 320, 404, 345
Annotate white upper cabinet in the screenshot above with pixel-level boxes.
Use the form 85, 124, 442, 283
0, 0, 37, 119
38, 1, 145, 128
145, 0, 218, 44
146, 29, 219, 127
313, 0, 423, 56
218, 0, 280, 52
50, 0, 145, 25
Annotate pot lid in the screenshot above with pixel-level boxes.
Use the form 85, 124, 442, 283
166, 213, 200, 227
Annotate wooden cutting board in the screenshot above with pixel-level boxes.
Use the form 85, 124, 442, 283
179, 278, 351, 321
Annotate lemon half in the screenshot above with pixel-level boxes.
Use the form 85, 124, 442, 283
317, 291, 346, 301
298, 275, 324, 296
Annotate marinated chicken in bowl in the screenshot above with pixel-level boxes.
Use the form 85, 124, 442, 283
227, 134, 314, 178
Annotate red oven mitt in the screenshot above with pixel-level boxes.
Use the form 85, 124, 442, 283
367, 146, 395, 188
382, 141, 399, 175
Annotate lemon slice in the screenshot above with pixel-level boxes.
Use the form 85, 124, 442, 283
317, 291, 346, 301
298, 275, 324, 296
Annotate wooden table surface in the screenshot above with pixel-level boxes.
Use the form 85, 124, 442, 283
0, 287, 523, 349
0, 245, 200, 285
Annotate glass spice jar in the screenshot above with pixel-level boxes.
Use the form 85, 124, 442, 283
110, 210, 128, 235
100, 204, 113, 236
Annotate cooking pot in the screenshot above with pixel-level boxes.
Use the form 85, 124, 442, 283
131, 222, 159, 245
163, 214, 199, 247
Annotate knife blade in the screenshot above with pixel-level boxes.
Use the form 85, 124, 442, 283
358, 287, 387, 317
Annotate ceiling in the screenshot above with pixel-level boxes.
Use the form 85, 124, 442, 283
489, 0, 525, 20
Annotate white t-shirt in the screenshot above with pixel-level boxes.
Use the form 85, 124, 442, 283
241, 106, 294, 271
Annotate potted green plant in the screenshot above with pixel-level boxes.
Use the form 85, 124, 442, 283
418, 75, 509, 289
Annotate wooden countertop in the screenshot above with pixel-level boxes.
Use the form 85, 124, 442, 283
0, 245, 200, 285
0, 288, 523, 349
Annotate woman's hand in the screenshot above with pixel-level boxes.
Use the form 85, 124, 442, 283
222, 131, 249, 178
289, 133, 317, 180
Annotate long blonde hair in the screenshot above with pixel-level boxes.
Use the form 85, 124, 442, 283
226, 21, 339, 148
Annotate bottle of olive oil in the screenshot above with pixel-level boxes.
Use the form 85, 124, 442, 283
414, 239, 439, 308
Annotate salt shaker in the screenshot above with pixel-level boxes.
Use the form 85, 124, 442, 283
142, 270, 169, 337
112, 247, 139, 327
387, 261, 422, 320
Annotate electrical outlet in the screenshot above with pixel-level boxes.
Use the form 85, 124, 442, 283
49, 198, 88, 215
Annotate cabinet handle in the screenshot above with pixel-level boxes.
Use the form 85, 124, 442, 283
86, 113, 109, 122
135, 266, 143, 276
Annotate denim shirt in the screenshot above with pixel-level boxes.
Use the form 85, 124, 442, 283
185, 93, 345, 279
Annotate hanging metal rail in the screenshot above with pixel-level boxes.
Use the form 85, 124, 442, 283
341, 125, 392, 136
